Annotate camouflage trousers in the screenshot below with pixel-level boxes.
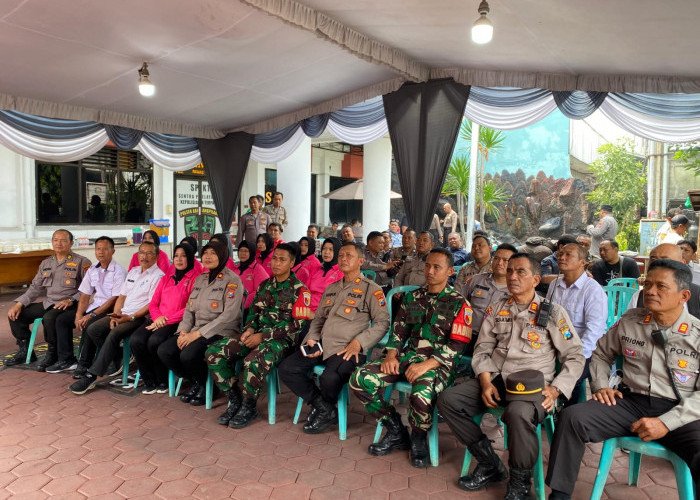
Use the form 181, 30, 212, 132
205, 335, 295, 399
349, 350, 454, 431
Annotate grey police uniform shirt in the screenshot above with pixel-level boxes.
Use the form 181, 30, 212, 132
177, 268, 245, 339
361, 248, 391, 286
236, 212, 272, 245
394, 252, 429, 287
461, 273, 510, 335
587, 214, 618, 257
591, 307, 700, 431
15, 251, 92, 308
472, 293, 585, 398
454, 258, 492, 293
303, 275, 390, 359
263, 205, 288, 228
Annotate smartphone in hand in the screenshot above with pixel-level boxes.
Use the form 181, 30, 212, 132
301, 343, 323, 357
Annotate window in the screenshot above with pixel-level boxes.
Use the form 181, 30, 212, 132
36, 147, 153, 224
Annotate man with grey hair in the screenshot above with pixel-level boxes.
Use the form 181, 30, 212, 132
447, 233, 469, 267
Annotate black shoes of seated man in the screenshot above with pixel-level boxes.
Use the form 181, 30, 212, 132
458, 437, 507, 491
180, 382, 201, 404
229, 398, 258, 429
409, 429, 430, 468
35, 352, 57, 372
302, 396, 337, 434
217, 387, 243, 426
368, 410, 410, 457
5, 340, 36, 367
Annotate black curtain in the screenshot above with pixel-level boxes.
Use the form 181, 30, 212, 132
383, 79, 470, 232
196, 132, 254, 254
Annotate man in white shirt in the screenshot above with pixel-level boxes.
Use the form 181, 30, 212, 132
660, 214, 688, 245
678, 239, 700, 285
70, 241, 164, 394
47, 236, 126, 374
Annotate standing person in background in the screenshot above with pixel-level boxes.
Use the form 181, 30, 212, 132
586, 204, 618, 257
389, 220, 402, 248
429, 214, 443, 246
442, 203, 458, 246
264, 192, 288, 230
656, 208, 681, 244
351, 220, 363, 243
128, 230, 170, 274
236, 195, 271, 246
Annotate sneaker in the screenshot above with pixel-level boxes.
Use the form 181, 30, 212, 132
72, 366, 88, 379
70, 375, 97, 395
46, 359, 78, 374
156, 383, 169, 394
141, 384, 157, 395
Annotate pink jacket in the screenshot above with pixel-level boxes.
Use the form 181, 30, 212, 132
293, 255, 322, 287
233, 260, 270, 309
306, 263, 343, 311
148, 266, 201, 325
128, 250, 171, 274
257, 253, 273, 276
224, 257, 236, 271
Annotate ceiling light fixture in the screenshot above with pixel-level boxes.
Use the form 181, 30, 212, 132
138, 62, 155, 97
471, 0, 493, 44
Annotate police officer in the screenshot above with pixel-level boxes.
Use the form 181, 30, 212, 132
350, 248, 473, 468
460, 243, 516, 356
236, 195, 271, 246
361, 231, 398, 289
7, 229, 91, 369
546, 259, 700, 499
586, 204, 618, 257
206, 242, 311, 428
158, 241, 244, 406
455, 234, 492, 291
394, 232, 435, 287
438, 252, 584, 499
279, 242, 390, 434
263, 191, 288, 229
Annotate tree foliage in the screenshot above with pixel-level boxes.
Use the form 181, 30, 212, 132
586, 140, 646, 251
442, 154, 470, 240
671, 142, 700, 175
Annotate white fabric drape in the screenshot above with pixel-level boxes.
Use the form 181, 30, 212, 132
326, 118, 389, 145
0, 120, 109, 162
137, 137, 203, 171
250, 125, 307, 163
598, 98, 700, 142
465, 94, 558, 130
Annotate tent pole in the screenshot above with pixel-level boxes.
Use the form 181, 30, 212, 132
466, 122, 479, 250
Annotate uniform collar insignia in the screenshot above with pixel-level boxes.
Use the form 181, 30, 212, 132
678, 322, 689, 334
643, 313, 652, 324
529, 302, 539, 313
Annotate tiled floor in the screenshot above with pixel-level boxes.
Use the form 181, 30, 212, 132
0, 292, 685, 499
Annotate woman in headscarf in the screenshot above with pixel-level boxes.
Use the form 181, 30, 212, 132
130, 244, 202, 394
255, 232, 275, 276
158, 241, 244, 406
232, 240, 269, 312
306, 237, 343, 311
209, 233, 235, 271
129, 230, 171, 273
293, 236, 322, 285
178, 236, 203, 273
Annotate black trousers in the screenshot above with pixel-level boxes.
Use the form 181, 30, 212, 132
437, 376, 545, 469
546, 393, 700, 495
81, 316, 145, 376
278, 349, 366, 404
54, 308, 78, 362
74, 313, 109, 366
9, 303, 75, 353
158, 334, 222, 385
131, 323, 178, 386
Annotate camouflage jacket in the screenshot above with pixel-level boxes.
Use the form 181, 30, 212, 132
387, 286, 472, 370
243, 272, 311, 342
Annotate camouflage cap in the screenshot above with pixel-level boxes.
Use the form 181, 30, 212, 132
505, 370, 545, 403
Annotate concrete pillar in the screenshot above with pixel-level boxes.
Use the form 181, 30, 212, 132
362, 137, 392, 234
316, 172, 331, 225
278, 137, 312, 240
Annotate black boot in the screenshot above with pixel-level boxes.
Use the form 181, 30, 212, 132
504, 467, 533, 500
229, 398, 258, 429
368, 411, 410, 456
217, 386, 242, 426
303, 396, 336, 434
457, 438, 508, 491
410, 429, 430, 468
36, 351, 58, 372
189, 384, 207, 406
179, 382, 201, 403
5, 340, 35, 366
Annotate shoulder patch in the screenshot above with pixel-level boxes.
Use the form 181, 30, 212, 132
643, 313, 652, 324
485, 306, 493, 318
292, 288, 312, 320
529, 302, 539, 313
450, 303, 473, 343
373, 290, 386, 307
678, 323, 689, 334
226, 282, 238, 299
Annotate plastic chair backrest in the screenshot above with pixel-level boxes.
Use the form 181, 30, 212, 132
454, 264, 464, 276
607, 277, 639, 289
361, 269, 376, 281
603, 285, 637, 328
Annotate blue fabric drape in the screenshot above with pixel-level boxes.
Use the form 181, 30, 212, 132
553, 90, 608, 119
0, 110, 103, 139
301, 114, 330, 138
142, 132, 199, 153
468, 87, 551, 107
104, 125, 144, 150
253, 123, 301, 148
607, 92, 700, 119
329, 96, 386, 127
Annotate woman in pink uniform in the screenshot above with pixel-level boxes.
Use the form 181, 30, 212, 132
232, 241, 269, 312
255, 233, 274, 276
128, 230, 170, 273
305, 237, 343, 311
293, 237, 322, 286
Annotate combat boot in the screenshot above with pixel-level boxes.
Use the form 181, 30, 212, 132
303, 395, 336, 434
217, 386, 242, 426
410, 429, 430, 468
457, 437, 507, 491
368, 410, 410, 456
5, 340, 35, 366
504, 467, 533, 500
229, 398, 258, 429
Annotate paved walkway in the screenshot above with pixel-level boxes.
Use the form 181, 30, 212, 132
0, 292, 684, 499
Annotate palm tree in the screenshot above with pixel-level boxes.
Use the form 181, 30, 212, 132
442, 154, 470, 241
481, 179, 510, 220
459, 119, 506, 226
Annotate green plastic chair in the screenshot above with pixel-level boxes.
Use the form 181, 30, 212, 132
26, 318, 43, 364
603, 284, 638, 328
461, 408, 555, 500
607, 277, 640, 289
590, 436, 695, 500
361, 269, 377, 281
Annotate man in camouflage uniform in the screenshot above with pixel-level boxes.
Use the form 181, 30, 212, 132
206, 242, 311, 428
350, 248, 473, 468
438, 253, 584, 500
7, 229, 91, 369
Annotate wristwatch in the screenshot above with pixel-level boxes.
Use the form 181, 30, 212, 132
89, 312, 97, 318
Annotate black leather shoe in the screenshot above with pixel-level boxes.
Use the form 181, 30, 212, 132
5, 342, 34, 366
305, 405, 319, 424
189, 385, 207, 406
410, 429, 430, 468
229, 398, 258, 429
458, 438, 508, 491
504, 467, 533, 500
303, 397, 336, 434
179, 382, 201, 403
368, 411, 410, 456
217, 387, 242, 425
36, 352, 57, 372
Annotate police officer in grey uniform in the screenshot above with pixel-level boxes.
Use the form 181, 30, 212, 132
546, 259, 700, 499
455, 234, 493, 291
438, 252, 584, 500
394, 232, 435, 287
586, 204, 618, 258
236, 195, 271, 246
361, 231, 398, 289
460, 243, 516, 356
7, 229, 91, 368
279, 241, 390, 434
263, 192, 288, 229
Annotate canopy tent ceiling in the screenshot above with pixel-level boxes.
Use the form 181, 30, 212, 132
1, 0, 700, 138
